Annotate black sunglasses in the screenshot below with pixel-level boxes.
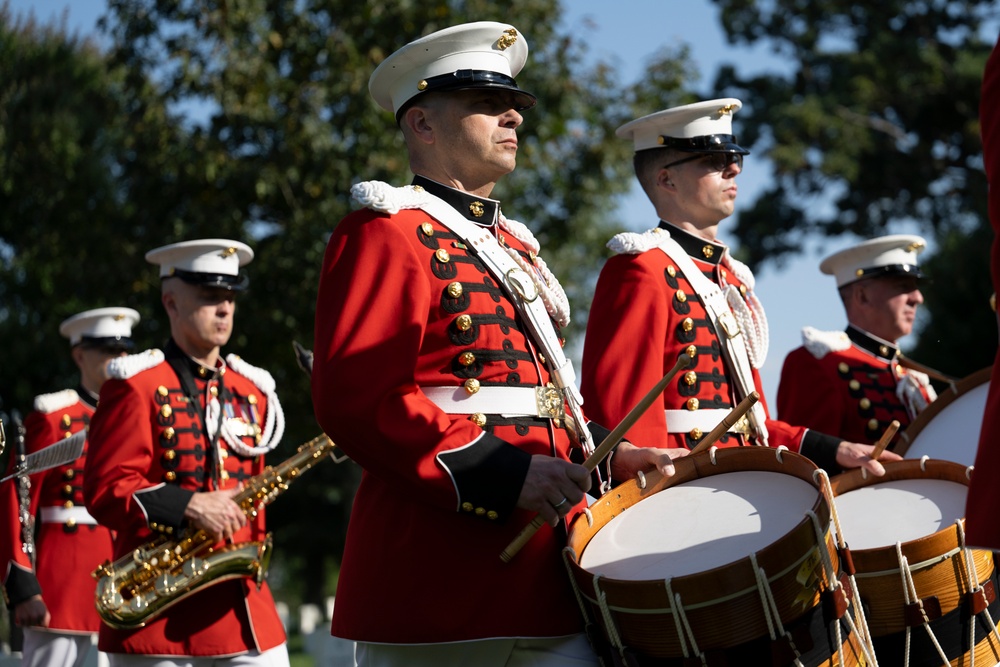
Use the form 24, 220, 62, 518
662, 152, 744, 172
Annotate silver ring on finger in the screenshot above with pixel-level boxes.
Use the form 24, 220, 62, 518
552, 497, 568, 509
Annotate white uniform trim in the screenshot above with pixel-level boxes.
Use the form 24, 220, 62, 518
424, 386, 560, 418
39, 506, 97, 525
663, 409, 749, 434
107, 349, 166, 380
34, 389, 80, 414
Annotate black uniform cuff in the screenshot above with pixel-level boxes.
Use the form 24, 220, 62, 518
3, 564, 41, 608
799, 430, 844, 475
437, 432, 532, 523
133, 484, 195, 530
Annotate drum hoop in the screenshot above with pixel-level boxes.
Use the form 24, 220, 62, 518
894, 365, 992, 457
566, 448, 833, 604
829, 458, 974, 569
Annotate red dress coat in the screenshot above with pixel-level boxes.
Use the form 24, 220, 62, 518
965, 34, 1000, 548
581, 222, 843, 469
312, 178, 603, 644
0, 388, 113, 633
778, 326, 936, 448
83, 341, 285, 657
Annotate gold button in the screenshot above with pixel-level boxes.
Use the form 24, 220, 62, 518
469, 413, 487, 427
163, 426, 175, 439
667, 265, 676, 278
209, 386, 219, 397
64, 469, 75, 480
686, 398, 700, 411
676, 290, 687, 303
469, 201, 485, 218
163, 450, 177, 461
65, 518, 76, 529
461, 502, 474, 512
682, 318, 694, 332
417, 79, 428, 91
685, 345, 697, 358
849, 380, 861, 391
464, 379, 481, 395
474, 507, 486, 516
739, 285, 747, 296
879, 345, 890, 357
61, 414, 72, 428
64, 431, 73, 439
856, 268, 865, 277
868, 419, 879, 431
702, 245, 714, 259
220, 471, 229, 481
64, 484, 74, 495
150, 522, 159, 529
859, 398, 871, 410
459, 352, 476, 366
838, 362, 849, 374
421, 222, 434, 236
456, 315, 473, 331
529, 251, 537, 262
684, 371, 697, 386
248, 395, 258, 405
447, 282, 464, 298
165, 471, 177, 482
64, 500, 74, 509
689, 428, 703, 440
220, 449, 229, 459
487, 511, 499, 521
198, 366, 208, 377
157, 385, 169, 397
435, 248, 451, 263
160, 404, 172, 418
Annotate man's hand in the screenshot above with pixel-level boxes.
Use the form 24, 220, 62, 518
14, 595, 50, 628
183, 487, 247, 542
836, 440, 903, 476
516, 456, 591, 527
610, 441, 686, 483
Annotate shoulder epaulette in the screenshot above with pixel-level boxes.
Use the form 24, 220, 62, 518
801, 326, 852, 359
33, 389, 80, 414
107, 349, 166, 380
607, 227, 671, 255
225, 354, 276, 392
351, 180, 431, 215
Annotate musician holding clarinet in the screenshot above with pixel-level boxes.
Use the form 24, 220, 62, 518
83, 240, 289, 667
311, 21, 682, 667
0, 308, 137, 667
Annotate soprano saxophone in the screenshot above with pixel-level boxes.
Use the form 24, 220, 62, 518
93, 433, 340, 629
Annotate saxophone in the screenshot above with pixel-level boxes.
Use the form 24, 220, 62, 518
93, 433, 340, 629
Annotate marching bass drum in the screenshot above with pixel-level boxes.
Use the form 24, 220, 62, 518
895, 366, 991, 466
563, 447, 872, 666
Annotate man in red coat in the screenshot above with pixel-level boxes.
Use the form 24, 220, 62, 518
964, 33, 1000, 548
84, 239, 289, 666
777, 235, 937, 448
1, 307, 138, 667
311, 21, 679, 667
581, 99, 897, 475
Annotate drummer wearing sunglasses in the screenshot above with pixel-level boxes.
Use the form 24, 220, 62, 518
581, 98, 901, 477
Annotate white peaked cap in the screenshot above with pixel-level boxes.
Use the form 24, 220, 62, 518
59, 307, 140, 347
145, 239, 254, 291
616, 98, 750, 154
820, 234, 928, 287
368, 21, 536, 119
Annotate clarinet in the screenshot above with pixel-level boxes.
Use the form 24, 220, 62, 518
10, 410, 35, 567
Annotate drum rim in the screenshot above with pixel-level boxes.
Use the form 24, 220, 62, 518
894, 365, 992, 457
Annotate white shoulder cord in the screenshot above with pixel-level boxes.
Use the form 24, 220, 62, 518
205, 355, 285, 458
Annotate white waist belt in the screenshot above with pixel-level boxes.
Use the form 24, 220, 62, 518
424, 385, 564, 419
664, 409, 750, 435
40, 506, 97, 525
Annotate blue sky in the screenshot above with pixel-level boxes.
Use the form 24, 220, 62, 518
8, 0, 900, 403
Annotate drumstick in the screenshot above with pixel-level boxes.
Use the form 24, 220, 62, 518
870, 420, 900, 461
689, 392, 761, 456
896, 354, 959, 385
499, 355, 692, 563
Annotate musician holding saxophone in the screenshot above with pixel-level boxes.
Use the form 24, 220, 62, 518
83, 239, 290, 667
1, 307, 137, 667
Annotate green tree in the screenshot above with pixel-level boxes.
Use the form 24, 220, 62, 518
707, 0, 997, 377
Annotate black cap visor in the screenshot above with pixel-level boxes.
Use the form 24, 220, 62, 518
395, 69, 537, 123
657, 133, 750, 156
77, 336, 135, 353
166, 268, 249, 292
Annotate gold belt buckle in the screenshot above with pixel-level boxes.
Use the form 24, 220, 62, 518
730, 414, 751, 436
535, 386, 564, 419
717, 311, 742, 339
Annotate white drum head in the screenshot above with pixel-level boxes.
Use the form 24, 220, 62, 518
834, 479, 967, 550
904, 381, 989, 467
580, 471, 818, 580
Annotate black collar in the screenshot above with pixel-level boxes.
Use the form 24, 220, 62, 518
164, 339, 222, 382
658, 220, 727, 265
846, 325, 899, 361
413, 175, 500, 226
76, 384, 98, 411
